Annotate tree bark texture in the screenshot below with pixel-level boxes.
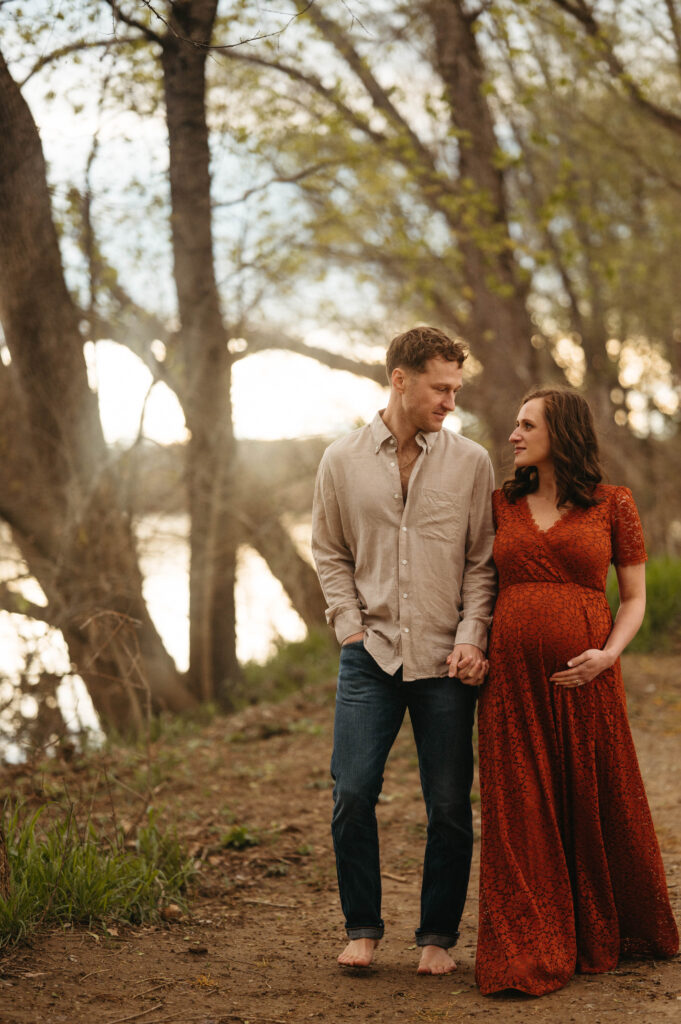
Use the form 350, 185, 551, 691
423, 0, 538, 462
0, 48, 192, 732
160, 0, 241, 706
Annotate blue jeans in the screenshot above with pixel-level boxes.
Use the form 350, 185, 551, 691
331, 641, 477, 948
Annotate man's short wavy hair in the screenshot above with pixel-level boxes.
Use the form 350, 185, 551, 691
386, 326, 468, 381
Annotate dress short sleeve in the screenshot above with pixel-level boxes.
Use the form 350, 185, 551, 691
610, 486, 647, 566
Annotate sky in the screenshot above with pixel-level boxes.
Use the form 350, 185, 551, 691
90, 340, 390, 445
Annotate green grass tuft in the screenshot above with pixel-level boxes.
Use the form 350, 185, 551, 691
221, 824, 259, 849
0, 804, 194, 950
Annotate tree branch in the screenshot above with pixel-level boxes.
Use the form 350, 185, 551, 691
111, 0, 317, 51
238, 506, 326, 629
221, 24, 463, 233
299, 0, 437, 169
0, 582, 50, 623
20, 39, 127, 87
218, 50, 387, 144
550, 0, 681, 138
464, 0, 495, 24
237, 327, 386, 385
103, 0, 164, 46
212, 159, 345, 208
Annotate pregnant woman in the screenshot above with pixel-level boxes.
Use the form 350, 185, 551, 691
476, 386, 678, 996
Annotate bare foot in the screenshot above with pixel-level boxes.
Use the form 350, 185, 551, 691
338, 938, 379, 968
417, 945, 456, 975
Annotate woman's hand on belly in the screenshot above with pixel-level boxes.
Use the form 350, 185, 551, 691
550, 647, 615, 687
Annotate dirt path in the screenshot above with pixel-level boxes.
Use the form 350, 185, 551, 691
1, 654, 679, 1023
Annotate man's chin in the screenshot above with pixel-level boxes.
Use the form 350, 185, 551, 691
415, 414, 447, 432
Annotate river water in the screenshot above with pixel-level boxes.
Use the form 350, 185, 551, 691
0, 514, 309, 758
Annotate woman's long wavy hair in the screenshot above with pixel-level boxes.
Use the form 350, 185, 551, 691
502, 387, 603, 508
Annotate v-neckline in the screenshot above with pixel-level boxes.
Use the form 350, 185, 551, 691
522, 495, 577, 537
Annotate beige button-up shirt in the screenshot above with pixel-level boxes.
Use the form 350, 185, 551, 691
311, 411, 496, 681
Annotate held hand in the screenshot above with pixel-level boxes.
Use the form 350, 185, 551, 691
341, 631, 365, 646
446, 643, 488, 686
550, 648, 614, 688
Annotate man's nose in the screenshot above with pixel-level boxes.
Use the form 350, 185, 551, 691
443, 393, 456, 410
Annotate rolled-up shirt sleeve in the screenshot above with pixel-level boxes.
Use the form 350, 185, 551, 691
454, 454, 496, 652
311, 453, 364, 645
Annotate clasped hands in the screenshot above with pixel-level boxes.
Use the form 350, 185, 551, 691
446, 643, 488, 686
344, 635, 611, 689
342, 634, 489, 686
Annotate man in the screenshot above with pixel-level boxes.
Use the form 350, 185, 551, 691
311, 326, 496, 975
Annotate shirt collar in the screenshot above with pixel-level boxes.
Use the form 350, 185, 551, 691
370, 410, 441, 454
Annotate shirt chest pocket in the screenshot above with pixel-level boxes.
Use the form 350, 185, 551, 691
418, 489, 465, 542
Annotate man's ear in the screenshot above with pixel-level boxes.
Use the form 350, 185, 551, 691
391, 367, 407, 394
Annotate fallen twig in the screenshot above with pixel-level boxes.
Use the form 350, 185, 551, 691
106, 1003, 164, 1024
241, 898, 297, 909
133, 981, 174, 999
138, 1015, 290, 1024
79, 968, 110, 981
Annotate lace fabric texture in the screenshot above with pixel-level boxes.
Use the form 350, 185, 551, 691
476, 485, 679, 996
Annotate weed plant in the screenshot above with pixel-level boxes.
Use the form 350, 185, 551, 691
221, 824, 259, 849
608, 557, 681, 652
0, 804, 193, 950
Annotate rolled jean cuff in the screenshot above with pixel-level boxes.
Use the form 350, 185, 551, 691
415, 930, 459, 949
347, 925, 384, 941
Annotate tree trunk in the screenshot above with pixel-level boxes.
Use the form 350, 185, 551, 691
424, 0, 537, 464
0, 48, 192, 733
240, 513, 327, 630
160, 0, 242, 707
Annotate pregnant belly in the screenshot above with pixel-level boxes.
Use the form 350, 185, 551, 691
490, 582, 612, 674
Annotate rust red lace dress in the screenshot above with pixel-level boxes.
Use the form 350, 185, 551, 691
476, 485, 679, 996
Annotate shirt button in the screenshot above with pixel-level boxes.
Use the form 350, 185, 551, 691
402, 593, 408, 599
403, 627, 410, 633
390, 461, 395, 468
393, 493, 400, 499
402, 559, 407, 565
401, 526, 407, 532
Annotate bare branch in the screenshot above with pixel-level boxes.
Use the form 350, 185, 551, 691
82, 71, 112, 321
103, 0, 164, 46
109, 0, 317, 51
20, 39, 126, 87
221, 24, 463, 232
238, 327, 386, 385
209, 1, 317, 50
578, 111, 681, 194
299, 0, 437, 168
550, 0, 681, 138
219, 49, 387, 144
213, 159, 345, 208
